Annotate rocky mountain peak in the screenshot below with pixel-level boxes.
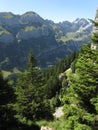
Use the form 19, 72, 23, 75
73, 18, 80, 23
78, 18, 89, 26
0, 11, 93, 69
73, 18, 89, 26
22, 11, 39, 16
20, 11, 44, 24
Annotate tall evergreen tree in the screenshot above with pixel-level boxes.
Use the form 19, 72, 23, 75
15, 52, 52, 124
63, 45, 98, 129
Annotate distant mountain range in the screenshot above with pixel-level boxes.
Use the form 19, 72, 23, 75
0, 12, 93, 70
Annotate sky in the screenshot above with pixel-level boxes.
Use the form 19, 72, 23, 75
0, 0, 98, 23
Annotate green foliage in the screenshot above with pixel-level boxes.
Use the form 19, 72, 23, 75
28, 50, 37, 71
37, 117, 67, 130
60, 32, 88, 42
25, 26, 36, 32
91, 95, 98, 114
15, 52, 53, 123
91, 33, 98, 42
0, 46, 82, 129
0, 26, 10, 35
63, 45, 98, 129
36, 17, 98, 129
0, 71, 16, 129
50, 94, 61, 110
89, 19, 98, 26
2, 70, 12, 78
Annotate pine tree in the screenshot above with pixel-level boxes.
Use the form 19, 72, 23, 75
15, 52, 52, 124
63, 45, 98, 129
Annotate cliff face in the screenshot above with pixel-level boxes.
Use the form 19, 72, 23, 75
0, 11, 93, 70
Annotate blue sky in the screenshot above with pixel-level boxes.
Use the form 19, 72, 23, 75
0, 0, 97, 22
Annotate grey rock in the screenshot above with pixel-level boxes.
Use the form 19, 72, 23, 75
0, 33, 14, 43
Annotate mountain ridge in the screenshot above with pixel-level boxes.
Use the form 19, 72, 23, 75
0, 11, 93, 70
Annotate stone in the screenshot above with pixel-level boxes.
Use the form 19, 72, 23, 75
41, 126, 54, 130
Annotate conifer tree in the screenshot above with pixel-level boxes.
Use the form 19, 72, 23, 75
63, 15, 98, 129
15, 51, 52, 124
63, 45, 98, 129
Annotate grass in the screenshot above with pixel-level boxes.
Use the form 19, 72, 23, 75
2, 68, 21, 78
58, 32, 88, 42
13, 67, 21, 74
0, 26, 10, 35
2, 70, 12, 78
51, 24, 59, 30
25, 26, 36, 32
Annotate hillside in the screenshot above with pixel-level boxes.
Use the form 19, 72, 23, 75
0, 12, 93, 71
1, 8, 98, 130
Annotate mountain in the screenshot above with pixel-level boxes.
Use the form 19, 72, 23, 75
0, 12, 93, 71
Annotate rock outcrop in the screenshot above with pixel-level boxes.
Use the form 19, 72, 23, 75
41, 126, 54, 130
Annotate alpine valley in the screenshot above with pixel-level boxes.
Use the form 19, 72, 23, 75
1, 9, 98, 130
0, 11, 93, 71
